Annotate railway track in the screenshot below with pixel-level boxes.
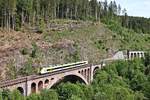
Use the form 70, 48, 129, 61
0, 64, 90, 88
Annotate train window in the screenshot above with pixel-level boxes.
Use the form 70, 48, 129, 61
47, 61, 88, 72
47, 69, 51, 71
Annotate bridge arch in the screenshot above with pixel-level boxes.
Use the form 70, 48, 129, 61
93, 66, 99, 74
50, 73, 88, 88
17, 87, 24, 95
31, 82, 36, 93
38, 81, 43, 91
44, 79, 49, 88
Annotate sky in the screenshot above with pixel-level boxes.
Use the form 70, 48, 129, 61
99, 0, 150, 18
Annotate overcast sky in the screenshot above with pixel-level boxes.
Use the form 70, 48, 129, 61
99, 0, 150, 18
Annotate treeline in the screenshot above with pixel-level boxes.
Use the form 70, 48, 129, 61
0, 0, 120, 30
121, 16, 150, 34
0, 0, 149, 34
0, 89, 58, 100
1, 55, 150, 100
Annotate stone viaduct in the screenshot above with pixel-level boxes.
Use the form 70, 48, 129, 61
0, 64, 102, 96
128, 51, 145, 60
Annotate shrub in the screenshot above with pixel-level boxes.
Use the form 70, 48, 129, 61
40, 89, 58, 100
30, 43, 38, 58
10, 90, 25, 100
19, 58, 34, 75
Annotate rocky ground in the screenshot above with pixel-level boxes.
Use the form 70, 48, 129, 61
0, 20, 96, 80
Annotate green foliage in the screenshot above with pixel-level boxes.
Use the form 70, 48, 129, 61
2, 89, 10, 100
3, 0, 149, 33
67, 50, 80, 62
77, 83, 94, 100
3, 59, 150, 100
56, 82, 84, 100
94, 39, 105, 50
134, 92, 145, 100
103, 18, 150, 50
38, 18, 46, 33
123, 16, 150, 34
20, 48, 28, 55
142, 82, 150, 99
94, 92, 108, 100
27, 93, 40, 100
0, 90, 2, 100
68, 95, 81, 100
7, 60, 18, 79
92, 59, 150, 99
10, 90, 25, 100
40, 89, 58, 100
19, 58, 35, 76
144, 52, 150, 67
30, 42, 38, 58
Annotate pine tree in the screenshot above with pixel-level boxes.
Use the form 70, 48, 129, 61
122, 8, 128, 27
9, 0, 17, 30
90, 0, 98, 20
118, 4, 121, 15
103, 0, 108, 16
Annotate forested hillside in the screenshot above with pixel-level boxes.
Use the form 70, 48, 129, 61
0, 0, 149, 34
0, 0, 106, 30
0, 0, 149, 80
0, 0, 150, 99
121, 16, 150, 34
0, 57, 150, 100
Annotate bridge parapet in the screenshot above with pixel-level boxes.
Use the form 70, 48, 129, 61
0, 77, 27, 88
0, 64, 93, 96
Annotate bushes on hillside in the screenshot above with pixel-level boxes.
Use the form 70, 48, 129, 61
1, 59, 149, 100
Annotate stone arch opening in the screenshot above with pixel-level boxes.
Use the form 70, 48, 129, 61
131, 53, 134, 58
85, 69, 87, 74
84, 69, 87, 78
51, 75, 87, 88
134, 53, 137, 58
81, 70, 84, 75
93, 67, 99, 75
78, 71, 80, 73
87, 69, 90, 80
17, 87, 24, 95
45, 79, 49, 88
31, 82, 36, 93
45, 79, 49, 84
38, 81, 43, 91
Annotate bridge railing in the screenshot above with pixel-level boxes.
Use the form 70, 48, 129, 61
0, 64, 91, 88
0, 77, 27, 88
